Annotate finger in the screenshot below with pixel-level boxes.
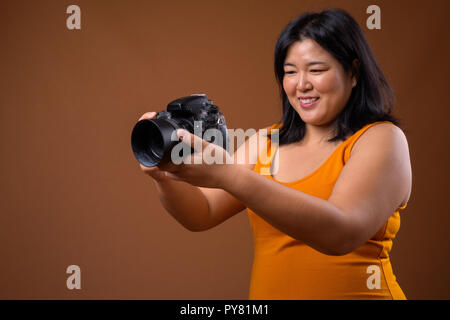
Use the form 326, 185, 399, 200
164, 172, 185, 181
140, 164, 160, 172
140, 164, 164, 178
141, 169, 167, 181
152, 170, 169, 180
177, 129, 210, 153
138, 112, 157, 121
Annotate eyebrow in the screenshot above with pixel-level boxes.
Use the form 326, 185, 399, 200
284, 61, 328, 67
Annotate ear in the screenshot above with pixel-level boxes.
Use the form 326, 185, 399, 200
351, 59, 360, 88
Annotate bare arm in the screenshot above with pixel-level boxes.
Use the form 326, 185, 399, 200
194, 128, 271, 230
139, 112, 269, 231
220, 123, 412, 255
137, 112, 212, 230
151, 178, 210, 231
150, 173, 246, 231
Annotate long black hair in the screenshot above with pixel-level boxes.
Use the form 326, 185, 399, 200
273, 8, 399, 145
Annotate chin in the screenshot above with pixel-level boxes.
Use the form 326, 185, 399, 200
296, 108, 336, 127
300, 115, 334, 127
297, 111, 324, 125
303, 119, 326, 126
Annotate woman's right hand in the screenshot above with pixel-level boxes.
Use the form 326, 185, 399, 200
137, 111, 175, 183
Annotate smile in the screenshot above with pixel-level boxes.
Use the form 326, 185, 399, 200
299, 97, 320, 107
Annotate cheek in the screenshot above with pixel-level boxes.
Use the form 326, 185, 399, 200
282, 78, 290, 94
283, 77, 297, 94
313, 72, 341, 93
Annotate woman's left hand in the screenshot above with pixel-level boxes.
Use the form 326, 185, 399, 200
159, 129, 237, 189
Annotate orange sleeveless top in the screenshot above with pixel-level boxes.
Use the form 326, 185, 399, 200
247, 121, 407, 300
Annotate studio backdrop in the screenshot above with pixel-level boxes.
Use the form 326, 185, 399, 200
1, 0, 449, 299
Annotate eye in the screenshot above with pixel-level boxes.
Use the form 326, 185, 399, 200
310, 69, 325, 73
284, 70, 296, 75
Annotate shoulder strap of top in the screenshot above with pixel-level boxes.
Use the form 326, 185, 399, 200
341, 121, 408, 211
261, 121, 393, 165
255, 123, 281, 176
256, 121, 408, 211
257, 121, 390, 170
343, 121, 393, 163
268, 123, 283, 132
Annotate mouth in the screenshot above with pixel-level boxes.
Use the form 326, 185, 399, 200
299, 97, 320, 108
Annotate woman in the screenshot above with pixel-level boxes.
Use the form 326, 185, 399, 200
138, 8, 412, 299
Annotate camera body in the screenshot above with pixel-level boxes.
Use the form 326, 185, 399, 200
131, 94, 229, 167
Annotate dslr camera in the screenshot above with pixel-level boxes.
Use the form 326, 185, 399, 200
131, 94, 229, 167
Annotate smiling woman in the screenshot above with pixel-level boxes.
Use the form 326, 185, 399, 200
273, 8, 398, 145
138, 8, 411, 300
244, 8, 411, 299
282, 39, 356, 129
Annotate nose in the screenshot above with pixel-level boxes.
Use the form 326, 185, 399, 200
296, 72, 312, 92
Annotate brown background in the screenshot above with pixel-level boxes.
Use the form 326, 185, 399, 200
0, 0, 449, 299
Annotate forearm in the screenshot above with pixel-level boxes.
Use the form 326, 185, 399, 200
222, 167, 355, 255
154, 179, 210, 231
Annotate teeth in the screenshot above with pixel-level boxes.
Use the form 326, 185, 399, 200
300, 97, 318, 104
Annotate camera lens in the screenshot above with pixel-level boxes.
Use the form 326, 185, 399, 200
131, 118, 178, 167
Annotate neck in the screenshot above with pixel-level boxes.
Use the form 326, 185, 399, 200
301, 122, 337, 146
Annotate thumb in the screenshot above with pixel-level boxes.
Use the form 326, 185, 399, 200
177, 129, 209, 152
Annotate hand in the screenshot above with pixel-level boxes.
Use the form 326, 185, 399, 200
160, 129, 238, 189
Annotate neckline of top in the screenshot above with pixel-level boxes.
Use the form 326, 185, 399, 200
268, 138, 346, 185
266, 121, 390, 185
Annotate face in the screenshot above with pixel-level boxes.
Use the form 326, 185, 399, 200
283, 39, 357, 127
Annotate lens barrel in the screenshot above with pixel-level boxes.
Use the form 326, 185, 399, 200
131, 118, 180, 167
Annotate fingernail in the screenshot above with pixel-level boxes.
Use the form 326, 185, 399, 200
177, 129, 185, 140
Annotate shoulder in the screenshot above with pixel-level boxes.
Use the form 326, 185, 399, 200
334, 122, 412, 211
351, 122, 409, 158
349, 122, 412, 204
